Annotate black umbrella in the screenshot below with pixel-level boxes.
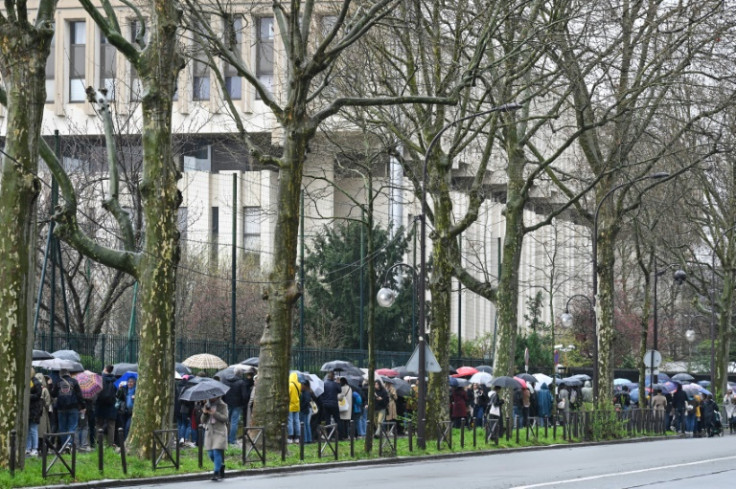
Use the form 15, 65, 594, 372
393, 365, 417, 378
240, 357, 259, 367
475, 365, 493, 374
179, 379, 230, 402
33, 349, 54, 361
490, 376, 522, 389
175, 362, 193, 376
515, 373, 537, 383
320, 360, 363, 377
560, 377, 583, 387
112, 363, 138, 376
32, 358, 84, 372
385, 377, 412, 397
52, 349, 81, 363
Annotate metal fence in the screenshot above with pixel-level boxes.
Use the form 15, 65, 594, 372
33, 331, 486, 372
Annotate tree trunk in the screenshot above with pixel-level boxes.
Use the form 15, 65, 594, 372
595, 202, 618, 408
716, 272, 735, 398
0, 19, 53, 469
251, 133, 306, 447
124, 4, 183, 457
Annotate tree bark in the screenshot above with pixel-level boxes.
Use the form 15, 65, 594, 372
0, 10, 54, 469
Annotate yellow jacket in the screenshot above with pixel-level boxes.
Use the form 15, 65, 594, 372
289, 372, 301, 413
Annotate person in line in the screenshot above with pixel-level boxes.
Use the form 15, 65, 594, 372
338, 377, 353, 440
27, 368, 43, 456
116, 377, 136, 441
96, 365, 118, 448
536, 383, 553, 427
222, 370, 249, 445
651, 388, 668, 432
450, 386, 468, 429
287, 372, 302, 444
723, 388, 735, 433
521, 386, 531, 428
384, 381, 398, 431
299, 381, 314, 443
701, 393, 718, 437
201, 395, 228, 482
557, 383, 570, 425
671, 383, 688, 434
51, 368, 85, 450
373, 379, 389, 437
487, 385, 505, 440
321, 371, 340, 428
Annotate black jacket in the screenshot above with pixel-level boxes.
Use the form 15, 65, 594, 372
28, 376, 43, 424
222, 376, 249, 408
322, 379, 340, 408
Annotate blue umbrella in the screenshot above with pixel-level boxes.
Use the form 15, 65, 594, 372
115, 371, 138, 388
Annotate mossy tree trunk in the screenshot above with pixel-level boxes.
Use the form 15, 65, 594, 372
251, 131, 308, 447
0, 1, 55, 469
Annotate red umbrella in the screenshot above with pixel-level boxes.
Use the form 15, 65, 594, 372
375, 368, 399, 377
513, 376, 528, 389
73, 370, 103, 400
452, 366, 479, 378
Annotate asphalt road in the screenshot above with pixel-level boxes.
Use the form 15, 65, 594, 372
121, 436, 736, 489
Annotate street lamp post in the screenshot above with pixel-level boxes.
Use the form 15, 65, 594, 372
685, 329, 696, 373
651, 265, 686, 402
407, 102, 522, 449
377, 262, 418, 341
560, 294, 594, 406
591, 172, 669, 402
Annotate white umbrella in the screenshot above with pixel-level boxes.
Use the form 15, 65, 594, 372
468, 372, 493, 386
533, 373, 554, 386
33, 358, 84, 372
306, 373, 325, 398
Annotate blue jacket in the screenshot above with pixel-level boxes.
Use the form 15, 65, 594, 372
536, 383, 553, 417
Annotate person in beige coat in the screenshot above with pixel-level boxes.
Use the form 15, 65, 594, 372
201, 397, 228, 482
338, 377, 353, 439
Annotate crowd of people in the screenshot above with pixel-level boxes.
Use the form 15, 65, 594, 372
26, 363, 735, 467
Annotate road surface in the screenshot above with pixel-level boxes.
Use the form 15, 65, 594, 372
120, 435, 736, 488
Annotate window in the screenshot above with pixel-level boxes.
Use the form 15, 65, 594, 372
45, 34, 55, 102
100, 33, 116, 99
130, 21, 143, 101
224, 16, 243, 100
182, 144, 211, 172
69, 21, 86, 102
255, 17, 274, 100
192, 25, 210, 101
243, 206, 261, 254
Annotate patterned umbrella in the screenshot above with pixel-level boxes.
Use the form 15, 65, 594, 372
183, 353, 228, 370
74, 370, 103, 400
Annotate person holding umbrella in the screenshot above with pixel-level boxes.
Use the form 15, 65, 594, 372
201, 395, 228, 482
116, 377, 136, 441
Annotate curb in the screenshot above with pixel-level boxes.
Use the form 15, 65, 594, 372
27, 435, 669, 489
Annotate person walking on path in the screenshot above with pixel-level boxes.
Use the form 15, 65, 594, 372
201, 396, 228, 482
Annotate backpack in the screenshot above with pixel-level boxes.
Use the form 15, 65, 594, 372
56, 378, 77, 410
352, 391, 362, 414
98, 378, 116, 406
